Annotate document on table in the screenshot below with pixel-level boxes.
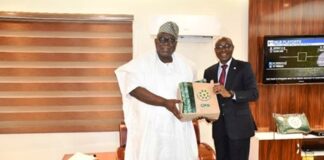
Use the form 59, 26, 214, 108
68, 152, 96, 160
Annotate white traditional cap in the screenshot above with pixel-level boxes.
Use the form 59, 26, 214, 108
158, 21, 179, 39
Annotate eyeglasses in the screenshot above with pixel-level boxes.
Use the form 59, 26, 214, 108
215, 44, 233, 50
158, 37, 176, 44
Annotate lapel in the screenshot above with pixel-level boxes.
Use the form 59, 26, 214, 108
225, 59, 237, 89
213, 63, 220, 83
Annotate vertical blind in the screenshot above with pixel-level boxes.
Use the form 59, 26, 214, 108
0, 12, 133, 133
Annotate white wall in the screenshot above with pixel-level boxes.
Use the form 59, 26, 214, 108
0, 0, 249, 159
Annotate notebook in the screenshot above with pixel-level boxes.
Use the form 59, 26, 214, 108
309, 130, 324, 136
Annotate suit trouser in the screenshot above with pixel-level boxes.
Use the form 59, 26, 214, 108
213, 116, 250, 160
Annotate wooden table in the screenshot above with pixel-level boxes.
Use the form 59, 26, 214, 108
62, 152, 117, 160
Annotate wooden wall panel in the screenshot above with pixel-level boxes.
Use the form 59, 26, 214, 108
0, 12, 133, 133
249, 0, 324, 132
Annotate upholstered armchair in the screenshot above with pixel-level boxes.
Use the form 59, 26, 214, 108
116, 120, 216, 160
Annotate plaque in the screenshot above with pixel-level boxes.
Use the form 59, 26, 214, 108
178, 82, 220, 121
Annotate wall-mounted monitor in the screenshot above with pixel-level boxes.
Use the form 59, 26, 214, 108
263, 35, 324, 84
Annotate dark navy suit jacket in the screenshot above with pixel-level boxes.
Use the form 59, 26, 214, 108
203, 58, 258, 140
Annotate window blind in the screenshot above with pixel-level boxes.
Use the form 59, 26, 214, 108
0, 12, 133, 133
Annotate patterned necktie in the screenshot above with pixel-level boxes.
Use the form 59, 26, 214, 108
219, 64, 228, 85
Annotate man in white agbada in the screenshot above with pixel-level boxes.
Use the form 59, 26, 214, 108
115, 21, 198, 160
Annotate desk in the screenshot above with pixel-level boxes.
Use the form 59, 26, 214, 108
251, 132, 324, 160
62, 152, 116, 160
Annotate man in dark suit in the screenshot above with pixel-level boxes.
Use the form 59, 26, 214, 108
203, 37, 258, 160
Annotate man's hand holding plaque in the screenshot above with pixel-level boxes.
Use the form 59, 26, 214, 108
213, 80, 233, 98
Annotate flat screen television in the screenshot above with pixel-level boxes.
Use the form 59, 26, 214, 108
263, 35, 324, 84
